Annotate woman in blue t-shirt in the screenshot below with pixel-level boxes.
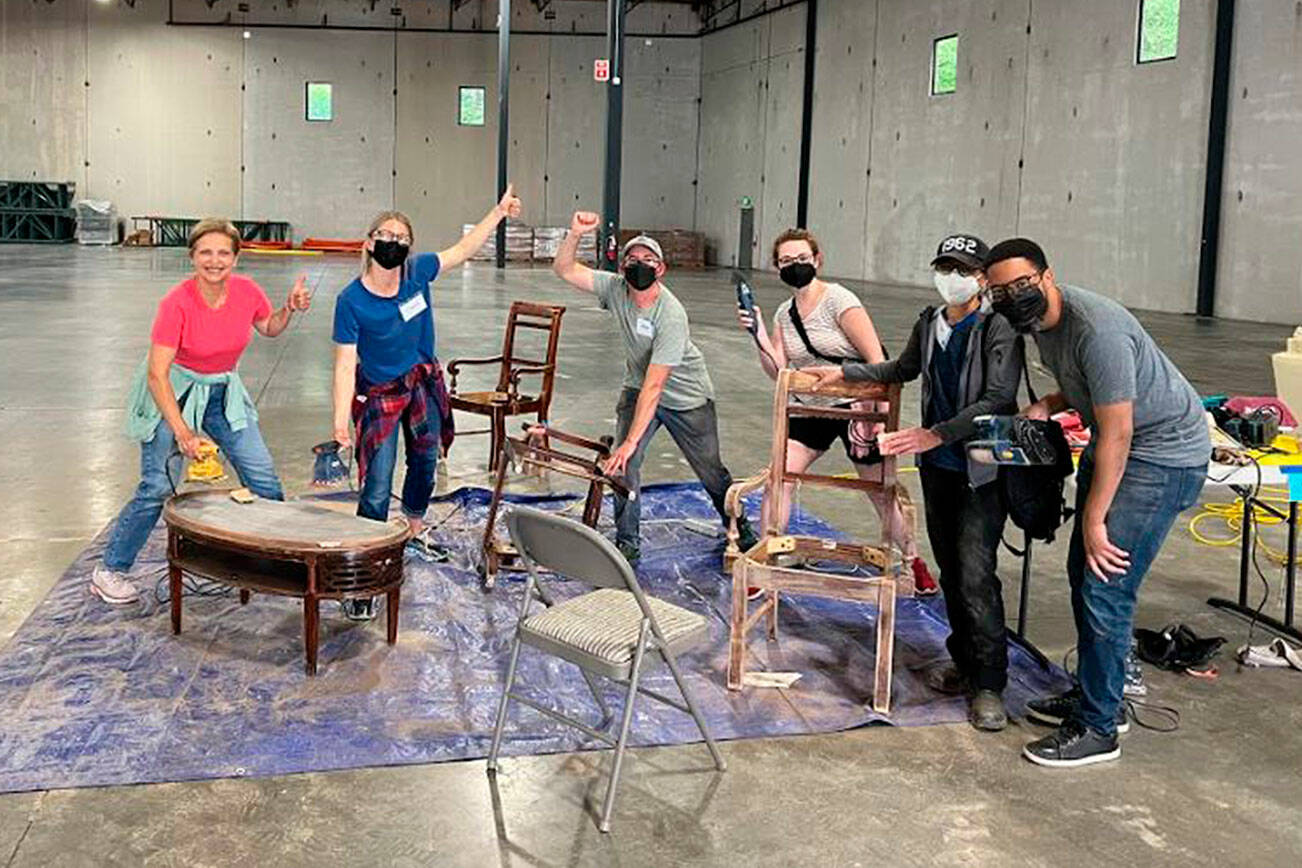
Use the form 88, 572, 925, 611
331, 187, 522, 618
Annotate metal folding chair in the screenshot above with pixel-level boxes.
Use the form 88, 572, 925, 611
486, 507, 726, 833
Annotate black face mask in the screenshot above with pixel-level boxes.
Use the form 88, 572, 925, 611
779, 262, 817, 289
371, 239, 409, 270
991, 287, 1049, 333
623, 262, 658, 291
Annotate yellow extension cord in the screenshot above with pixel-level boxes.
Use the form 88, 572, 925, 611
1188, 483, 1302, 566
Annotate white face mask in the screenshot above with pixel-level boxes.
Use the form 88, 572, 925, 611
934, 270, 982, 305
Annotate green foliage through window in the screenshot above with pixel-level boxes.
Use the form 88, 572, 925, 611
932, 35, 958, 96
305, 82, 332, 122
1138, 0, 1179, 63
459, 86, 486, 127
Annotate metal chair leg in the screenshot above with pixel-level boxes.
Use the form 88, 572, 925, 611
599, 620, 649, 833
659, 648, 726, 771
487, 630, 524, 773
580, 670, 613, 724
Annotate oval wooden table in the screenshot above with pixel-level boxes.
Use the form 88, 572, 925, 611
162, 491, 410, 674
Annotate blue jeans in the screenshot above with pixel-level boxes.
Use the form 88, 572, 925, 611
1069, 450, 1206, 735
357, 414, 439, 523
103, 384, 284, 572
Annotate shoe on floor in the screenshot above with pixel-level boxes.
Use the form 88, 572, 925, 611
616, 541, 641, 567
90, 564, 139, 605
911, 558, 939, 595
406, 532, 451, 563
1025, 687, 1130, 734
970, 689, 1007, 732
922, 662, 968, 695
340, 597, 377, 621
1023, 720, 1120, 768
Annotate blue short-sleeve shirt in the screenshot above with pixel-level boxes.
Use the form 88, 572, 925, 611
333, 253, 441, 386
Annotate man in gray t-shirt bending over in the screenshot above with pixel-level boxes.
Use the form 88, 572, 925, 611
985, 238, 1210, 770
553, 211, 757, 564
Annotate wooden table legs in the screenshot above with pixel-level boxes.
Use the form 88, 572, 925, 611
303, 594, 319, 676
386, 588, 400, 644
169, 563, 182, 635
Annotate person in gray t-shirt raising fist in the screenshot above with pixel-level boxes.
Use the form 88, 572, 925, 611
985, 238, 1210, 770
552, 211, 759, 566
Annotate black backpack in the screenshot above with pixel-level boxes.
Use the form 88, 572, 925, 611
998, 341, 1074, 544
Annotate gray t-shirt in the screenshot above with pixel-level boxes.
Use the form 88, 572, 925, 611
593, 271, 714, 411
1033, 285, 1209, 468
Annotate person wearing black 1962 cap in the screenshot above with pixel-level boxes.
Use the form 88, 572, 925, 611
808, 232, 1024, 732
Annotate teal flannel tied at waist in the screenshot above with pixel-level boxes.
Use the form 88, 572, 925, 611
123, 359, 257, 442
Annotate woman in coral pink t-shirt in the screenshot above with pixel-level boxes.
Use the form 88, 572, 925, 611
91, 219, 312, 605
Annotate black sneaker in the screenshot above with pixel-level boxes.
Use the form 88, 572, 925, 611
1025, 687, 1130, 734
616, 541, 641, 567
1023, 720, 1120, 768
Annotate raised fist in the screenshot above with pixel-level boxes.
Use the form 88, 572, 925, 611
571, 211, 600, 235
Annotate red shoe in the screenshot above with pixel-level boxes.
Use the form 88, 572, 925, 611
911, 558, 939, 596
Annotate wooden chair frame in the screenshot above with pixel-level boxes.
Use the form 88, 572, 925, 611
447, 301, 565, 472
478, 423, 629, 589
722, 369, 909, 713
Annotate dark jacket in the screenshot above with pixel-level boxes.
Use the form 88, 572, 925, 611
842, 307, 1022, 488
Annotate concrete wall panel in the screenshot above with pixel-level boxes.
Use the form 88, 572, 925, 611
85, 1, 243, 220
1019, 0, 1215, 312
395, 32, 503, 248
543, 36, 606, 225
621, 37, 702, 230
0, 0, 86, 185
242, 29, 395, 240
696, 20, 768, 267
806, 0, 877, 278
1216, 0, 1302, 323
864, 0, 1028, 287
758, 5, 808, 257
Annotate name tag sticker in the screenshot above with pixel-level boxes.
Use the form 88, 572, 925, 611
635, 317, 655, 339
398, 293, 428, 322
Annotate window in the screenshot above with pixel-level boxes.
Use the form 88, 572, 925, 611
1137, 0, 1179, 63
931, 35, 958, 96
305, 82, 332, 122
458, 86, 486, 126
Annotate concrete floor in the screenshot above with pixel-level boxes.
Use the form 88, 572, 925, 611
1, 244, 1299, 867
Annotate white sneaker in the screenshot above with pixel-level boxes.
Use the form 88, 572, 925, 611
91, 564, 139, 604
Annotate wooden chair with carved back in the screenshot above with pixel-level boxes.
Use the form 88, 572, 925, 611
446, 301, 565, 472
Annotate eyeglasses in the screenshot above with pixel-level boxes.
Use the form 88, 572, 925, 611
372, 230, 411, 245
934, 261, 979, 277
987, 271, 1043, 302
623, 255, 661, 268
776, 253, 815, 268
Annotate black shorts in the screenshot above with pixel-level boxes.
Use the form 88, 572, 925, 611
787, 413, 884, 465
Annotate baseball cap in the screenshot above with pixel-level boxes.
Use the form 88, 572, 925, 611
620, 234, 664, 262
931, 233, 989, 269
